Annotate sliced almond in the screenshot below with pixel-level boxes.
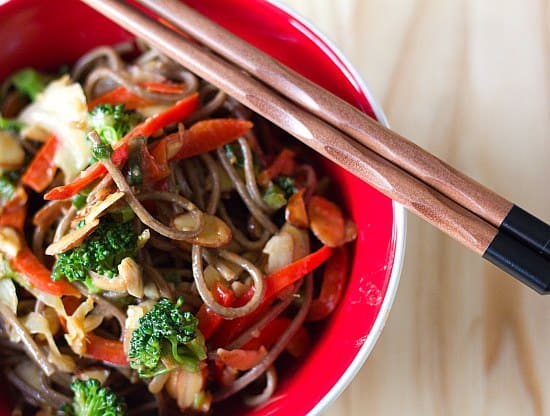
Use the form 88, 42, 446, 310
0, 131, 25, 170
281, 222, 310, 262
307, 195, 345, 247
166, 367, 207, 411
0, 226, 23, 258
118, 257, 143, 298
262, 231, 294, 274
85, 191, 125, 221
91, 257, 143, 299
173, 213, 232, 248
45, 218, 99, 255
285, 189, 309, 229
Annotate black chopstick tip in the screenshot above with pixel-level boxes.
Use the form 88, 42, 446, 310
483, 231, 550, 295
501, 204, 550, 260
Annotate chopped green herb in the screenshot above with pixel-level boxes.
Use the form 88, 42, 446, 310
0, 116, 23, 132
273, 176, 297, 198
223, 143, 244, 167
262, 181, 287, 210
12, 68, 48, 101
91, 141, 112, 160
72, 194, 87, 210
0, 175, 16, 203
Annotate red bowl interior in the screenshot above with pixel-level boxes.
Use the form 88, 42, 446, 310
0, 0, 400, 414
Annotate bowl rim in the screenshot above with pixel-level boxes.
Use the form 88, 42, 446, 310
265, 2, 407, 414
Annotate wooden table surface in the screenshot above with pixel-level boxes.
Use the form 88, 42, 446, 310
280, 1, 550, 415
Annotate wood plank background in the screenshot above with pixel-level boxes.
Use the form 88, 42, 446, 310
280, 1, 550, 415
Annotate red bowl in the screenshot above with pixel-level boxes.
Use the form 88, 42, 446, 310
0, 0, 406, 414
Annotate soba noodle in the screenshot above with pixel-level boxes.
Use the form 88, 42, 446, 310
0, 43, 355, 415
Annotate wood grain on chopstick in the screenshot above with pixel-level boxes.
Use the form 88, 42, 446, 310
79, 0, 550, 293
134, 0, 550, 261
81, 0, 497, 253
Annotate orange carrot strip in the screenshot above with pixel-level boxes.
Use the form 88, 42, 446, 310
85, 333, 128, 365
11, 246, 81, 297
171, 118, 253, 161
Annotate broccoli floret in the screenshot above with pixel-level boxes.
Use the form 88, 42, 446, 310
89, 104, 142, 146
61, 378, 126, 416
52, 217, 138, 291
128, 298, 206, 378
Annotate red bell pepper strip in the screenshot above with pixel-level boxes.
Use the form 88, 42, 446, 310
142, 81, 186, 94
198, 282, 235, 340
264, 245, 333, 300
87, 80, 186, 111
140, 145, 169, 185
285, 324, 310, 357
44, 93, 200, 201
257, 148, 296, 186
85, 333, 128, 365
11, 246, 81, 297
242, 317, 310, 358
307, 245, 349, 321
242, 317, 289, 351
22, 135, 58, 192
209, 246, 332, 348
87, 86, 152, 110
43, 163, 105, 201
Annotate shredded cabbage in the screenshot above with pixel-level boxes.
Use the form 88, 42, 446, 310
18, 76, 91, 181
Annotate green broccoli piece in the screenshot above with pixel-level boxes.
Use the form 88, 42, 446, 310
11, 68, 48, 101
89, 104, 142, 146
52, 217, 138, 291
128, 297, 207, 378
61, 378, 126, 416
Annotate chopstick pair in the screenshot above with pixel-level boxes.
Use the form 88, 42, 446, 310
81, 0, 550, 294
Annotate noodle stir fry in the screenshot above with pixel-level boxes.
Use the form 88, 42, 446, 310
0, 43, 356, 415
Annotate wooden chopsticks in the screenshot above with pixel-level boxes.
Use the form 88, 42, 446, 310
80, 0, 550, 294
